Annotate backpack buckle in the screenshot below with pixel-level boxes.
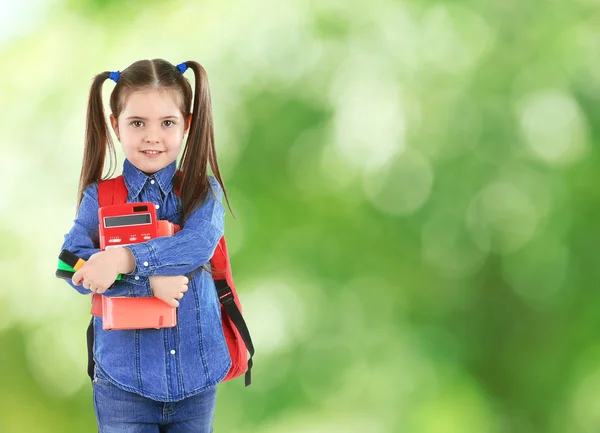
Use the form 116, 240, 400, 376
215, 280, 234, 304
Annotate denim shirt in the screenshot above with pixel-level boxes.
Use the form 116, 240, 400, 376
60, 159, 231, 402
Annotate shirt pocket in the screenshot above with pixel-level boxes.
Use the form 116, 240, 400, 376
93, 367, 115, 387
162, 209, 181, 226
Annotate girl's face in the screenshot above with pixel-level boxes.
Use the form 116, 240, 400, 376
110, 88, 190, 175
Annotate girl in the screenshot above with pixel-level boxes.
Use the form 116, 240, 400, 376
60, 59, 231, 432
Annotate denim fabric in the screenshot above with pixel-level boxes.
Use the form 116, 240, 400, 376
61, 159, 231, 401
93, 367, 216, 432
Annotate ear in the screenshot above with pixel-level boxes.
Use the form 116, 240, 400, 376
184, 114, 192, 134
109, 114, 120, 141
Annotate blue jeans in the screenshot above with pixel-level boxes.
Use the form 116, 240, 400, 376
93, 368, 217, 433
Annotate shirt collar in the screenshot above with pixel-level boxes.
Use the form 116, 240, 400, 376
122, 159, 177, 198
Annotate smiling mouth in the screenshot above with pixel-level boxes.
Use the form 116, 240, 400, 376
142, 150, 164, 155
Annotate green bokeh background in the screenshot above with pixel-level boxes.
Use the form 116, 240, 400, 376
1, 0, 599, 432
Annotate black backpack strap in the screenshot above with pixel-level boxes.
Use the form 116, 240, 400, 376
215, 279, 255, 386
86, 317, 95, 381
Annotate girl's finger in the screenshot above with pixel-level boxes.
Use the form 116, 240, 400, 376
177, 292, 184, 299
181, 285, 188, 292
72, 270, 83, 286
170, 299, 180, 308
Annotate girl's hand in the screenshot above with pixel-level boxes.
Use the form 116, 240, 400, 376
71, 248, 135, 294
149, 276, 189, 308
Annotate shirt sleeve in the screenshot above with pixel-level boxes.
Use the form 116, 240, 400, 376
124, 177, 225, 277
59, 183, 152, 298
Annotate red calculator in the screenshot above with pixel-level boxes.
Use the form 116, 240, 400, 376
99, 202, 178, 250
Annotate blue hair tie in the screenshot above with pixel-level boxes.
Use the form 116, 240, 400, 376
177, 62, 188, 73
109, 71, 120, 83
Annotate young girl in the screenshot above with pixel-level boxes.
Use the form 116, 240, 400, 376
60, 59, 232, 432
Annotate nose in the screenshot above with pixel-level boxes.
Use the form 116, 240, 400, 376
144, 127, 160, 144
145, 134, 159, 144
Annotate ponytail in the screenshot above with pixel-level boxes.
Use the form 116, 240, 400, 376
177, 61, 232, 224
76, 72, 117, 210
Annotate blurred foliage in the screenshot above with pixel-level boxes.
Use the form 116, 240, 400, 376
1, 0, 600, 432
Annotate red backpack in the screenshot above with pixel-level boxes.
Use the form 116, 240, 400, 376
86, 174, 254, 386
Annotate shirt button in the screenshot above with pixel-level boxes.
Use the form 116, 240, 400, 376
150, 179, 155, 185
170, 350, 176, 355
134, 276, 140, 280
143, 261, 149, 267
155, 204, 160, 210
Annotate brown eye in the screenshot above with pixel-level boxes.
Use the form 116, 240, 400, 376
163, 120, 174, 127
131, 121, 143, 127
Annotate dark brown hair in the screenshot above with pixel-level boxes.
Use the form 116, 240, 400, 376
77, 58, 230, 225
